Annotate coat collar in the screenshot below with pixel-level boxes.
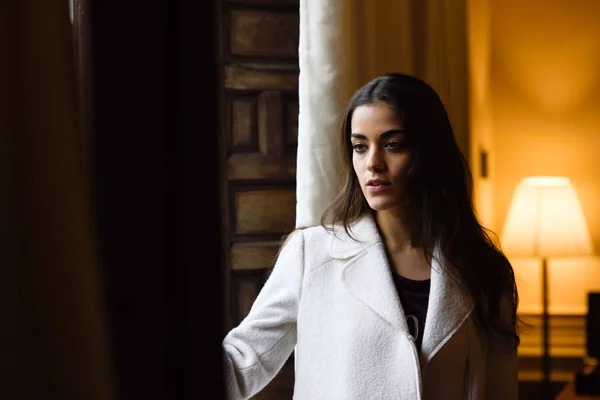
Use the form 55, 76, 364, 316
328, 213, 381, 259
331, 214, 474, 369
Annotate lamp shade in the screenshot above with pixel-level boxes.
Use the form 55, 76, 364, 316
500, 176, 593, 258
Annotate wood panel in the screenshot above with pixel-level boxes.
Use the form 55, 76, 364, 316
229, 96, 257, 149
230, 9, 299, 58
225, 65, 299, 90
231, 241, 280, 270
284, 95, 298, 152
234, 189, 295, 235
258, 91, 284, 155
232, 269, 274, 322
227, 153, 296, 180
219, 0, 299, 397
233, 271, 263, 324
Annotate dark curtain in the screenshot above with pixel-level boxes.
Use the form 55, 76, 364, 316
0, 1, 113, 399
88, 0, 224, 399
1, 0, 223, 398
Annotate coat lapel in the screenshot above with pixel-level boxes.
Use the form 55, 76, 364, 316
342, 242, 409, 333
332, 214, 409, 333
329, 213, 475, 365
419, 248, 474, 370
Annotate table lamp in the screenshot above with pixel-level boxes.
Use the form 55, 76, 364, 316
500, 176, 593, 399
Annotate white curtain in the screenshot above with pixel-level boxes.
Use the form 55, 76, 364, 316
296, 0, 469, 228
296, 1, 347, 228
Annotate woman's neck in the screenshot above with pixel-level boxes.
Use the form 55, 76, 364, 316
375, 208, 431, 280
375, 208, 412, 252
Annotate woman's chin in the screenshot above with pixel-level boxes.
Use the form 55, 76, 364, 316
366, 198, 400, 212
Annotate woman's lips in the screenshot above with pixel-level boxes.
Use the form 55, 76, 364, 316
366, 183, 391, 193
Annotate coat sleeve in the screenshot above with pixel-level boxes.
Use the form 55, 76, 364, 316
484, 295, 519, 400
222, 230, 305, 400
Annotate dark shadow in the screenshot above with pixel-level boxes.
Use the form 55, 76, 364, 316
86, 0, 224, 398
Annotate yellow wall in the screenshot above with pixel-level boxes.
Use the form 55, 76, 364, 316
468, 0, 495, 229
489, 0, 600, 314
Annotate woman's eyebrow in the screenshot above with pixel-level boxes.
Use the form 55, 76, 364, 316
379, 129, 405, 139
350, 129, 405, 140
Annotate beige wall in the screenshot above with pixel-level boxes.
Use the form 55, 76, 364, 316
489, 0, 600, 314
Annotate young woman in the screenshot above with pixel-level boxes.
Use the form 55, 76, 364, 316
222, 73, 520, 400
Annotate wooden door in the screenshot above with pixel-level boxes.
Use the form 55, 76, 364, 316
218, 0, 299, 398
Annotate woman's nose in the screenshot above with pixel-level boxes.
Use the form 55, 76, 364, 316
366, 148, 385, 171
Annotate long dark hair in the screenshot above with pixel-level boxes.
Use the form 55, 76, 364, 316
321, 73, 519, 348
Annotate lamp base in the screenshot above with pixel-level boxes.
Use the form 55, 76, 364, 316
541, 257, 550, 399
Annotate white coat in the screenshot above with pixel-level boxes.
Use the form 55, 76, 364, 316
223, 214, 518, 399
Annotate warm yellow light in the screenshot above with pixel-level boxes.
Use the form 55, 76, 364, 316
522, 176, 570, 188
500, 176, 593, 258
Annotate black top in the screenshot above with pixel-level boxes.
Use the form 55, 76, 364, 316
392, 273, 431, 351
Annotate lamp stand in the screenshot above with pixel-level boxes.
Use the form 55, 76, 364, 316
541, 257, 550, 399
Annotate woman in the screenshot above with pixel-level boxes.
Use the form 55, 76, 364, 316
222, 73, 520, 400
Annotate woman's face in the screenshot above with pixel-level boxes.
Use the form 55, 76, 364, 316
350, 101, 411, 212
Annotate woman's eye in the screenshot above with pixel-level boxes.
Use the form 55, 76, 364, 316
352, 143, 367, 153
385, 141, 403, 150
